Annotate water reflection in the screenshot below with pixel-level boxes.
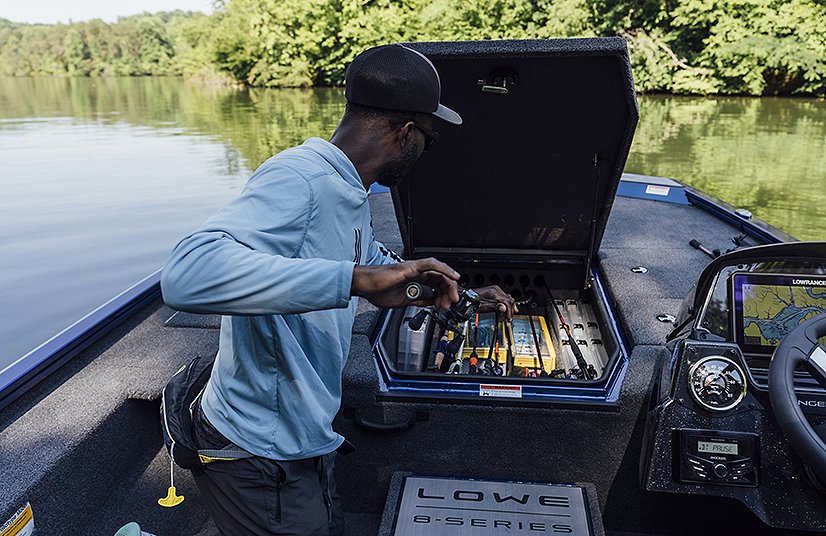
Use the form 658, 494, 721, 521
0, 119, 247, 368
0, 77, 346, 168
628, 95, 826, 241
4, 80, 822, 241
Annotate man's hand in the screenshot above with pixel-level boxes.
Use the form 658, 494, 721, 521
351, 257, 460, 310
474, 285, 518, 320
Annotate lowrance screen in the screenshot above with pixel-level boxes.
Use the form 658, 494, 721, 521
730, 273, 826, 354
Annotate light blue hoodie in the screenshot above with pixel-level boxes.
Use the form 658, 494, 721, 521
161, 138, 399, 460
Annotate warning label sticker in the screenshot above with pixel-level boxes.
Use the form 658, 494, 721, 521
479, 384, 522, 398
0, 503, 34, 536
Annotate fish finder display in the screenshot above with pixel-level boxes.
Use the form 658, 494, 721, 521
731, 273, 826, 353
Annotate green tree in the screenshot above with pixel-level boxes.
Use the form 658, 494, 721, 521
210, 0, 261, 84
136, 16, 177, 75
62, 28, 88, 74
672, 0, 826, 96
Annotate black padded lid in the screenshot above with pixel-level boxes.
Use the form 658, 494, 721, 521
394, 38, 638, 262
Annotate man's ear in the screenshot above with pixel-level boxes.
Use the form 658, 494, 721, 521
395, 121, 415, 149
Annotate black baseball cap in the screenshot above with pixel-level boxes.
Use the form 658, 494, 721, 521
345, 44, 462, 125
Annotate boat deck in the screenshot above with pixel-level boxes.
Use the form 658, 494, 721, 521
1, 190, 789, 536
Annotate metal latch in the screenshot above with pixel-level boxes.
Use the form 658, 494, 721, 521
478, 69, 518, 94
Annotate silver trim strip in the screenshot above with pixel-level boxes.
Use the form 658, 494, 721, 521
809, 346, 826, 379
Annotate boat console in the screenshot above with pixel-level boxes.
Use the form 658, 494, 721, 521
642, 241, 826, 531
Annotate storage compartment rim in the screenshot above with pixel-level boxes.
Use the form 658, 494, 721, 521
370, 266, 629, 405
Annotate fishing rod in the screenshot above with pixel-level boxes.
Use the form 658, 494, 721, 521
689, 238, 720, 259
485, 311, 504, 376
526, 300, 548, 376
405, 282, 480, 356
542, 282, 593, 380
504, 319, 514, 375
486, 313, 496, 362
432, 329, 449, 372
493, 341, 503, 376
468, 313, 479, 374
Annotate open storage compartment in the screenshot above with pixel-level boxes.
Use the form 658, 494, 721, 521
371, 39, 638, 408
375, 261, 627, 407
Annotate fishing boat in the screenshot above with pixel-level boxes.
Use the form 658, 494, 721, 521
1, 38, 825, 536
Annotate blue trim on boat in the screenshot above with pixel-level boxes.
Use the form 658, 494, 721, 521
0, 271, 162, 410
591, 264, 629, 405
617, 173, 793, 244
617, 173, 690, 205
684, 188, 791, 244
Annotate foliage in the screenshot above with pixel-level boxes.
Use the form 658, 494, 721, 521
0, 11, 204, 78
666, 0, 826, 96
0, 1, 824, 96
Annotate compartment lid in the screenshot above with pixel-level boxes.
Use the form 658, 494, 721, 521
393, 38, 638, 264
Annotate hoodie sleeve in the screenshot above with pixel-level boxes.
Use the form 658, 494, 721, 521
364, 237, 403, 266
161, 163, 355, 315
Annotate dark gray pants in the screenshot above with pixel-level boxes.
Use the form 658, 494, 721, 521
191, 401, 343, 536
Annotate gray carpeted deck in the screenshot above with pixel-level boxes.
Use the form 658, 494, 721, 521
0, 191, 783, 536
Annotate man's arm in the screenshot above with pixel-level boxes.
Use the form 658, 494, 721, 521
161, 231, 355, 315
161, 166, 354, 315
364, 238, 403, 266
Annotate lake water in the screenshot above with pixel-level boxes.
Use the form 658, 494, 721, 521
0, 77, 824, 371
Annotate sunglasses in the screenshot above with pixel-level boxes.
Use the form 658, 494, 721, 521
411, 121, 439, 152
392, 119, 440, 152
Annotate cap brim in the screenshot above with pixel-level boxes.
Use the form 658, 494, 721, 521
434, 103, 462, 125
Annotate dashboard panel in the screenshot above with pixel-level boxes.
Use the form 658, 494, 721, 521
642, 242, 826, 532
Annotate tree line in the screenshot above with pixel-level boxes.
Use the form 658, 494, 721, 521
1, 0, 824, 96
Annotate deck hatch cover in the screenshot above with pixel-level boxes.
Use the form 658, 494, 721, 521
393, 38, 639, 270
390, 475, 595, 535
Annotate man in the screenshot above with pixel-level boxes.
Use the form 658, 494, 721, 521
161, 43, 516, 536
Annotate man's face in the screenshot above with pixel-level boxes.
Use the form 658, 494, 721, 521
375, 126, 425, 188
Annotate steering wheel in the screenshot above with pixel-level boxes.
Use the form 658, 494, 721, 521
769, 313, 826, 484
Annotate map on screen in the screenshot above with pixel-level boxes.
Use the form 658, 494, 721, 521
732, 274, 826, 352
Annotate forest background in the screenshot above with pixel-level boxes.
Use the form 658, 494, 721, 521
1, 0, 824, 97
